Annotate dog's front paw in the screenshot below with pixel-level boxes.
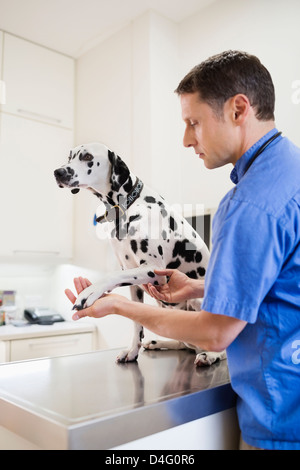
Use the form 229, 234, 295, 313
116, 348, 139, 363
73, 285, 105, 311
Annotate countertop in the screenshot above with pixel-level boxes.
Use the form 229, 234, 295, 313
0, 348, 236, 449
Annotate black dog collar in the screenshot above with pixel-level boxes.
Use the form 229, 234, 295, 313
96, 178, 144, 224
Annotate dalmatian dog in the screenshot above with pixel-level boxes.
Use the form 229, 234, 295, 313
54, 143, 226, 366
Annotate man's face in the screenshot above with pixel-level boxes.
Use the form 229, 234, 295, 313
180, 92, 238, 169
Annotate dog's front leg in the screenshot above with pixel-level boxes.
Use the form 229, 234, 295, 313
73, 267, 165, 311
116, 286, 144, 363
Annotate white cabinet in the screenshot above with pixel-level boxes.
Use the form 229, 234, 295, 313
9, 333, 93, 362
0, 323, 96, 362
0, 113, 73, 259
0, 32, 75, 261
2, 33, 74, 129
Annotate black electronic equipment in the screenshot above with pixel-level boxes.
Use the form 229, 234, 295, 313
24, 308, 65, 325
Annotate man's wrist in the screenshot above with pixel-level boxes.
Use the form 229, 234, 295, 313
113, 295, 131, 317
190, 278, 205, 299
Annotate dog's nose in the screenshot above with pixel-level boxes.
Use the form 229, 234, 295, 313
54, 168, 67, 179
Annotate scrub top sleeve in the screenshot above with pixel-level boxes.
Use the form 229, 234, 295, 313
202, 200, 289, 323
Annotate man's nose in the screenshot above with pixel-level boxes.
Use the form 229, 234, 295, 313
183, 126, 197, 148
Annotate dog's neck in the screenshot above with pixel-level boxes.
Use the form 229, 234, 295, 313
88, 170, 137, 208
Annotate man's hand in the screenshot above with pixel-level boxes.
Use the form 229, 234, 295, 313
65, 276, 92, 305
65, 277, 131, 321
143, 269, 205, 303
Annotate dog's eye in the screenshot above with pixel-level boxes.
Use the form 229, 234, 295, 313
81, 153, 94, 162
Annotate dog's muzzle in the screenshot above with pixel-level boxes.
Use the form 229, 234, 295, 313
54, 167, 69, 183
54, 167, 80, 194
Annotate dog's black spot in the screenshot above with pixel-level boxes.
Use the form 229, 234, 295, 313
123, 177, 134, 193
147, 271, 155, 278
87, 170, 92, 175
136, 288, 143, 301
125, 255, 129, 260
197, 267, 206, 277
169, 216, 177, 232
129, 214, 141, 225
158, 245, 163, 257
162, 230, 167, 240
119, 282, 132, 287
195, 251, 203, 263
67, 167, 75, 176
186, 270, 198, 279
141, 240, 148, 253
144, 196, 156, 203
173, 239, 196, 263
97, 162, 100, 166
131, 240, 138, 254
160, 208, 167, 217
166, 259, 181, 269
139, 328, 144, 341
162, 301, 179, 307
88, 162, 94, 168
140, 260, 146, 265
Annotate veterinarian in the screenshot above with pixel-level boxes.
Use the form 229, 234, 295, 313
66, 51, 300, 450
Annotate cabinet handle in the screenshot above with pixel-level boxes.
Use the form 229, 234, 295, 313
17, 108, 62, 124
28, 338, 80, 348
13, 250, 60, 255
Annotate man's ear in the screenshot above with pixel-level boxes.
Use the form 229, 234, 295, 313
231, 94, 251, 123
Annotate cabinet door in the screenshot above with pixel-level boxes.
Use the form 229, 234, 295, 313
0, 113, 73, 259
10, 333, 93, 361
2, 33, 74, 129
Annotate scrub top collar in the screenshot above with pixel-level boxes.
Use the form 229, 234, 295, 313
230, 128, 279, 185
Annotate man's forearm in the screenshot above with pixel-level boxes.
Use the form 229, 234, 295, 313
114, 297, 243, 352
71, 290, 247, 352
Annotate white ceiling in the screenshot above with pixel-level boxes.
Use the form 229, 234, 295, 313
0, 0, 216, 57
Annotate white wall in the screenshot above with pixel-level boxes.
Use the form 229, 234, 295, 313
178, 0, 300, 207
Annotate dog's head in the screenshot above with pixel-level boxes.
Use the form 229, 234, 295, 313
54, 142, 130, 196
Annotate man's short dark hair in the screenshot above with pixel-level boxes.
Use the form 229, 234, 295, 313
175, 50, 275, 121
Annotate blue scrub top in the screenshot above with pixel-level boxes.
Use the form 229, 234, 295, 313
202, 128, 300, 450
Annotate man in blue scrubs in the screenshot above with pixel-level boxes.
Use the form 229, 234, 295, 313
67, 51, 300, 450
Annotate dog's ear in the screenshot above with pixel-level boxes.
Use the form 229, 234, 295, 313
71, 188, 80, 194
108, 149, 130, 191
